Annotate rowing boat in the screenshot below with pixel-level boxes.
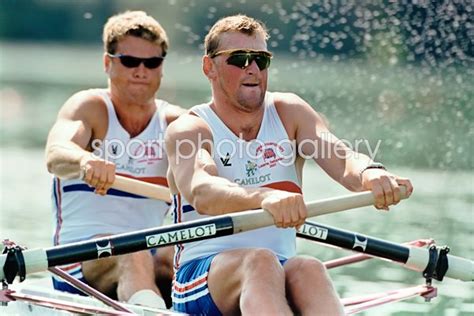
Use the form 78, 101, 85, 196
1, 277, 180, 315
1, 186, 472, 314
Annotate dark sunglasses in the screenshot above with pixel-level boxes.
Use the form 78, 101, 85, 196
107, 53, 164, 69
210, 49, 273, 71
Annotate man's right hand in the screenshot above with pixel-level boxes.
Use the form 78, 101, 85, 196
261, 191, 307, 229
80, 154, 116, 196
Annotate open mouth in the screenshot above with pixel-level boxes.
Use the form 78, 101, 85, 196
242, 83, 259, 87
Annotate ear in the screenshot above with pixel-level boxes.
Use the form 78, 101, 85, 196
104, 53, 111, 73
202, 55, 216, 80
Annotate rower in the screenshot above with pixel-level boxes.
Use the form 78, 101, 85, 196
44, 11, 186, 309
165, 14, 413, 315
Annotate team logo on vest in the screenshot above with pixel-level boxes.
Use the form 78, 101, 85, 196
246, 160, 258, 177
220, 152, 232, 167
111, 145, 119, 156
256, 142, 287, 168
116, 157, 146, 175
263, 148, 276, 160
234, 160, 271, 185
130, 141, 164, 165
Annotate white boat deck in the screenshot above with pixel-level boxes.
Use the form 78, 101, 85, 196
1, 277, 183, 315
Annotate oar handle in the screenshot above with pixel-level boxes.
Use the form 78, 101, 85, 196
112, 175, 171, 203
110, 175, 408, 213
232, 186, 409, 233
306, 186, 408, 217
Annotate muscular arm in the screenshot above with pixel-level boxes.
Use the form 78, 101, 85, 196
45, 91, 115, 194
165, 114, 306, 228
275, 92, 413, 209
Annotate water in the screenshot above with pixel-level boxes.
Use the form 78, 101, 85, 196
0, 42, 473, 314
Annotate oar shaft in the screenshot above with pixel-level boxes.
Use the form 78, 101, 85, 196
112, 175, 171, 203
2, 189, 384, 282
0, 216, 235, 281
305, 187, 407, 217
298, 221, 474, 282
232, 187, 409, 232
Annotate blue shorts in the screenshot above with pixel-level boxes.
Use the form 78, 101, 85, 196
172, 254, 288, 315
52, 263, 88, 296
172, 254, 221, 315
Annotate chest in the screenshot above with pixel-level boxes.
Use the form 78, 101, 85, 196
212, 134, 296, 187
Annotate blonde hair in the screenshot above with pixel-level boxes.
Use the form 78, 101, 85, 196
103, 11, 169, 56
204, 14, 269, 56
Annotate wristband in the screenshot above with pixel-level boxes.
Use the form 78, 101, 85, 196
360, 162, 387, 179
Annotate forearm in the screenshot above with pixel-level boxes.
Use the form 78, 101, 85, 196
190, 176, 272, 215
339, 153, 373, 192
46, 141, 91, 179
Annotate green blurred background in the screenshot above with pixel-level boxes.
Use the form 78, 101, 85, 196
0, 1, 472, 315
1, 0, 472, 169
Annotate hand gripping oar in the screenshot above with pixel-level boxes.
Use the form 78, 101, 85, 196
1, 188, 410, 283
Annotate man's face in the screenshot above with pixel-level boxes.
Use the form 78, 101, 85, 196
210, 31, 269, 112
105, 35, 164, 103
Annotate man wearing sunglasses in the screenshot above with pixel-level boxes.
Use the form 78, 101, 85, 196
45, 11, 185, 309
166, 14, 413, 315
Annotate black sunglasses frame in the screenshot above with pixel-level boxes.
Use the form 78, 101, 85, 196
107, 53, 164, 69
210, 49, 273, 71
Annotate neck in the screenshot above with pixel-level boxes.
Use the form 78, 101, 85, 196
108, 89, 156, 138
210, 96, 265, 141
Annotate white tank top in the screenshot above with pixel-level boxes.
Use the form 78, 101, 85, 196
52, 89, 170, 245
173, 92, 302, 268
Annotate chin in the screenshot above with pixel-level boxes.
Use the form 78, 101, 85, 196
237, 92, 265, 111
130, 85, 152, 97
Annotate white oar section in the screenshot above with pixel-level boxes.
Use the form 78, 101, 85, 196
406, 246, 473, 282
112, 175, 171, 203
0, 248, 49, 282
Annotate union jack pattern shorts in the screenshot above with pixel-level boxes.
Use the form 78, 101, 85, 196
172, 254, 221, 315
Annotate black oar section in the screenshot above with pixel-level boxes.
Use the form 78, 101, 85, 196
3, 216, 235, 283
47, 216, 234, 267
298, 221, 410, 264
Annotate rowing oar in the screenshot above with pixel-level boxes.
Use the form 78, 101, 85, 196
297, 221, 473, 282
109, 177, 471, 280
0, 189, 403, 283
110, 175, 171, 203
1, 188, 471, 283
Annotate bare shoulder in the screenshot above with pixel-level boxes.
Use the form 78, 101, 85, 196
271, 92, 320, 137
273, 92, 313, 113
58, 89, 107, 122
47, 89, 107, 148
166, 112, 212, 142
273, 91, 327, 126
163, 102, 188, 124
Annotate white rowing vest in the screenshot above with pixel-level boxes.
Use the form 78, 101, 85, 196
52, 89, 170, 245
173, 92, 302, 268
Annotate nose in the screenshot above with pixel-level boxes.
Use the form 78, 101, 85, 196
245, 58, 260, 74
133, 62, 147, 78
